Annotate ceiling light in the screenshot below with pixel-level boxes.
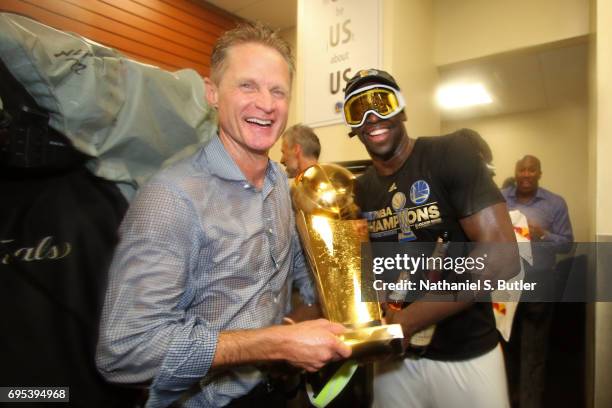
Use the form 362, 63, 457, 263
436, 83, 492, 109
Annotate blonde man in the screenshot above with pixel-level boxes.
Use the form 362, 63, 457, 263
97, 22, 350, 408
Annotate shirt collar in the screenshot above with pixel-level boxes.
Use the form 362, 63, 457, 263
201, 134, 281, 186
506, 186, 544, 201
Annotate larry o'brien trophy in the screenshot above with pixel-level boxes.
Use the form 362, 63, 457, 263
292, 163, 403, 359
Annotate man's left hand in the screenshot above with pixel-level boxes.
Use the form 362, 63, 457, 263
528, 223, 546, 240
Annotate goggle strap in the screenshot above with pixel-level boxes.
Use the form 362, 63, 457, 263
344, 84, 400, 102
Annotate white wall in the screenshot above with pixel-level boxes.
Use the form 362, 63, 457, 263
442, 103, 589, 241
434, 0, 590, 65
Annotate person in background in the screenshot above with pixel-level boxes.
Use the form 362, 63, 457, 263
96, 21, 350, 408
280, 124, 321, 178
502, 154, 574, 408
342, 68, 519, 408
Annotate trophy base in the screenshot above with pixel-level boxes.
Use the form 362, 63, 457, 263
339, 323, 404, 361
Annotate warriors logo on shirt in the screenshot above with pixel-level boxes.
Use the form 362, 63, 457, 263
410, 180, 430, 205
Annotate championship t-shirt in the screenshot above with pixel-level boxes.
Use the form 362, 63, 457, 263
355, 130, 504, 360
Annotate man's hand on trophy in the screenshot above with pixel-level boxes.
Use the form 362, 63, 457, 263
382, 308, 411, 351
274, 319, 352, 372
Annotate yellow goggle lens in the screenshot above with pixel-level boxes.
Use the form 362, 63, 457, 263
343, 88, 401, 126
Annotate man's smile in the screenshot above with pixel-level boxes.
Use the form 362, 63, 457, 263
245, 117, 273, 127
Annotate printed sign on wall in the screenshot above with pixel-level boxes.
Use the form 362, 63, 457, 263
299, 0, 382, 127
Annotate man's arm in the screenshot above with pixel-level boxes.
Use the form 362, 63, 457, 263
214, 319, 350, 372
96, 182, 213, 386
385, 202, 520, 339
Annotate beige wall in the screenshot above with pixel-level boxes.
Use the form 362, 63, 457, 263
434, 0, 590, 65
442, 103, 589, 241
595, 0, 612, 236
585, 2, 596, 405
594, 0, 612, 407
384, 0, 440, 138
588, 2, 597, 241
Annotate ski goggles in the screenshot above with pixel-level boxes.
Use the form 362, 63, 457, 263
343, 84, 406, 128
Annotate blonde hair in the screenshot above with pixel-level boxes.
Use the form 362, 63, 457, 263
210, 21, 294, 84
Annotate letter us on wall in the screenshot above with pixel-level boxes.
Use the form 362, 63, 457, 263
299, 0, 382, 127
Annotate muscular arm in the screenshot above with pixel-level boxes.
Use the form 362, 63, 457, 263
386, 202, 520, 339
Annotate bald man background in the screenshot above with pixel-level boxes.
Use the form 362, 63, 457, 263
502, 154, 574, 408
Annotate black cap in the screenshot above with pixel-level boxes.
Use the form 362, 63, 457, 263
344, 69, 400, 97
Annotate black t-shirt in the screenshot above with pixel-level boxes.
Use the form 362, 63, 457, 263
355, 130, 504, 361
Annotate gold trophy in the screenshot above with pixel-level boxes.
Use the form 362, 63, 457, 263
292, 163, 403, 359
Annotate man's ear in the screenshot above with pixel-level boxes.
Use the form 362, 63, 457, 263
204, 77, 218, 108
294, 143, 303, 159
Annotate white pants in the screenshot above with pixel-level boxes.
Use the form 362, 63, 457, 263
372, 345, 509, 408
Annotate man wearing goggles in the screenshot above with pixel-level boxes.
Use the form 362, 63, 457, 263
344, 83, 406, 128
343, 69, 519, 407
